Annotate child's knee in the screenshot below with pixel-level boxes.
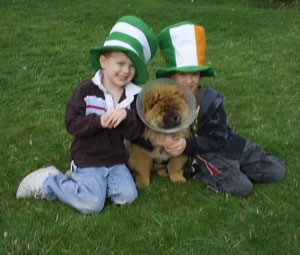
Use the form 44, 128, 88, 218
76, 196, 105, 214
263, 160, 286, 182
113, 187, 138, 205
233, 181, 253, 198
273, 162, 285, 181
223, 175, 253, 198
126, 187, 138, 203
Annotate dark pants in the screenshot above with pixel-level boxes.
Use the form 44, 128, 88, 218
191, 140, 285, 197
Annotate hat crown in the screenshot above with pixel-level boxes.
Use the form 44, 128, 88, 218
159, 22, 206, 68
108, 19, 154, 63
90, 15, 158, 84
156, 22, 215, 78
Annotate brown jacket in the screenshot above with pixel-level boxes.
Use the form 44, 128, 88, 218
65, 73, 143, 168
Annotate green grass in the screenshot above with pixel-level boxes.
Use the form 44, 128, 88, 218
1, 0, 299, 254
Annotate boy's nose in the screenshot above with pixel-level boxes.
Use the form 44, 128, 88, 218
123, 65, 131, 73
184, 75, 193, 84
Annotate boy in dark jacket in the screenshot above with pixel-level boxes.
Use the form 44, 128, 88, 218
155, 22, 285, 197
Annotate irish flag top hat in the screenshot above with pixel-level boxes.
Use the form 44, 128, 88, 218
90, 15, 158, 84
156, 22, 216, 78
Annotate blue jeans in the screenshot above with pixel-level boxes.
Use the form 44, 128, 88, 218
43, 164, 138, 214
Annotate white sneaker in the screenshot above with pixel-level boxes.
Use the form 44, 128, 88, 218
16, 165, 60, 199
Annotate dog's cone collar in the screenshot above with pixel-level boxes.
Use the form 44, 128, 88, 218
136, 78, 197, 133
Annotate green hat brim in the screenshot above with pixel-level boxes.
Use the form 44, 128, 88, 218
156, 65, 216, 78
90, 46, 148, 84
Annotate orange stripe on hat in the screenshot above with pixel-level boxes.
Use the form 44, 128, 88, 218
194, 25, 206, 66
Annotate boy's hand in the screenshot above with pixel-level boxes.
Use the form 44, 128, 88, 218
164, 136, 186, 157
100, 109, 127, 128
153, 135, 186, 157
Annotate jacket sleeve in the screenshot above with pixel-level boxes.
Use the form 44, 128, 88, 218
185, 103, 230, 155
65, 84, 102, 137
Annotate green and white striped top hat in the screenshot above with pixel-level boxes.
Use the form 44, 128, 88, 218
156, 22, 216, 78
90, 15, 158, 84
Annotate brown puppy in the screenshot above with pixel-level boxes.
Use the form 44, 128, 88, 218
127, 79, 196, 188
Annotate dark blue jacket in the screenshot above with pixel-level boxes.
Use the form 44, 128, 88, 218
186, 86, 246, 159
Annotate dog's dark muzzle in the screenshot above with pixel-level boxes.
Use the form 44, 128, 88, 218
163, 110, 182, 128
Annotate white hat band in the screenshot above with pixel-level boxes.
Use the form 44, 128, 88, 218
170, 24, 198, 67
103, 40, 139, 56
110, 22, 151, 63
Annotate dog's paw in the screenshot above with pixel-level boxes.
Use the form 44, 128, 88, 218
169, 174, 186, 184
157, 168, 168, 177
135, 176, 150, 188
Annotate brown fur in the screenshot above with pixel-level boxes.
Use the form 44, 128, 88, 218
127, 83, 191, 188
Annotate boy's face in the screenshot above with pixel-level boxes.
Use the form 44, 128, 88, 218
170, 72, 200, 94
100, 51, 136, 88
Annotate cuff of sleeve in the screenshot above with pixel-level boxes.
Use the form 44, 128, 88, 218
185, 137, 198, 155
123, 109, 134, 125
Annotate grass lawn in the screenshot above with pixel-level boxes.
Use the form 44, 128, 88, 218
1, 0, 299, 254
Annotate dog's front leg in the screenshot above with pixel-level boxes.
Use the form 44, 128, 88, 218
167, 155, 187, 184
127, 144, 153, 188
